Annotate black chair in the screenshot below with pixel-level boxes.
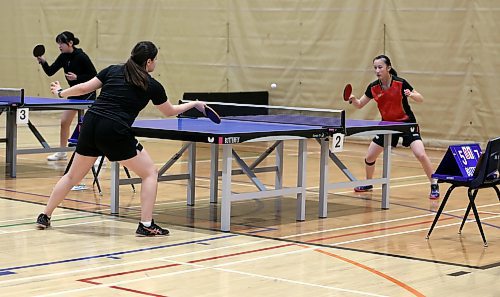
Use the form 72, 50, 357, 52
64, 119, 135, 194
426, 137, 500, 246
426, 137, 500, 247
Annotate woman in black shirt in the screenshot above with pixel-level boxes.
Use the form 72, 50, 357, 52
36, 41, 206, 236
36, 31, 97, 161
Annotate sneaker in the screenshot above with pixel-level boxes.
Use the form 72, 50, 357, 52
71, 184, 88, 191
429, 184, 440, 199
135, 220, 169, 237
47, 152, 67, 161
36, 213, 51, 229
354, 185, 373, 192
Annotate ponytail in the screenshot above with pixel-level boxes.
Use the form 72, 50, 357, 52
56, 31, 79, 46
373, 54, 397, 77
124, 41, 158, 91
389, 67, 398, 77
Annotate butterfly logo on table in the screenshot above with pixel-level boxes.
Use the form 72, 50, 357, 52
207, 137, 240, 144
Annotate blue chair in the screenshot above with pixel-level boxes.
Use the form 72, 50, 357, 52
426, 137, 500, 246
64, 118, 135, 194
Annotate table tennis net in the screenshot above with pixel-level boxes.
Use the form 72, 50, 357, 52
0, 88, 24, 106
179, 100, 345, 128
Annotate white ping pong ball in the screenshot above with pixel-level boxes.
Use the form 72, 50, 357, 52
271, 83, 277, 89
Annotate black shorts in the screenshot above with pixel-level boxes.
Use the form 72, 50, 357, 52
372, 130, 422, 148
76, 112, 142, 161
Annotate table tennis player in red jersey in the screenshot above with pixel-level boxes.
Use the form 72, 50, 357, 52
346, 54, 439, 199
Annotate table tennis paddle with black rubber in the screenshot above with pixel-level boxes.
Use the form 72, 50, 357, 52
33, 44, 45, 57
204, 105, 221, 124
343, 83, 352, 103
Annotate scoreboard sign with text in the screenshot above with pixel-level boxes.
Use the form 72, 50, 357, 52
432, 144, 482, 181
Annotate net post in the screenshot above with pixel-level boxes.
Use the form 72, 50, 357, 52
340, 110, 346, 134
0, 88, 24, 106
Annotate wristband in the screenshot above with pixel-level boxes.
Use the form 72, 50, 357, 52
57, 88, 63, 98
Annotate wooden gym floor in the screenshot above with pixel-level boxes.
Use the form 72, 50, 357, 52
0, 112, 498, 296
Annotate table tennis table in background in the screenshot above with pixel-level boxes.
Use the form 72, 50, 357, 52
0, 88, 93, 177
108, 102, 417, 231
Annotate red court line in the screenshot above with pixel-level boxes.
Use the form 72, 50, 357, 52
315, 249, 425, 297
306, 217, 455, 243
108, 286, 167, 297
75, 215, 463, 296
77, 244, 294, 296
188, 243, 294, 264
78, 263, 181, 283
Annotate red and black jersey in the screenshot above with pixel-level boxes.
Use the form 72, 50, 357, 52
364, 76, 417, 122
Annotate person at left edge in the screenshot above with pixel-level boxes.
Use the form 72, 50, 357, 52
35, 31, 97, 161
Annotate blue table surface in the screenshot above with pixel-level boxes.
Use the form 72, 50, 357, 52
134, 118, 326, 134
0, 97, 94, 106
133, 117, 413, 134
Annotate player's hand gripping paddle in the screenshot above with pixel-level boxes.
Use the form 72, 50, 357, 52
204, 105, 221, 124
32, 44, 45, 57
343, 83, 352, 103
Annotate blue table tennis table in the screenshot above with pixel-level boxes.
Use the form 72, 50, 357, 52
0, 88, 93, 177
108, 115, 416, 231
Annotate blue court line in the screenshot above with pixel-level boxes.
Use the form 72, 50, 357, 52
0, 234, 236, 274
0, 271, 15, 276
106, 256, 122, 260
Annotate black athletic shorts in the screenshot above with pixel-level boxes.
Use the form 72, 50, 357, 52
372, 126, 422, 148
76, 112, 143, 161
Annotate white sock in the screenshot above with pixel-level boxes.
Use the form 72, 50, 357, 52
141, 221, 152, 227
431, 179, 438, 185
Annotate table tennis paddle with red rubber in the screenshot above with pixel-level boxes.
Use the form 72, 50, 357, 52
343, 83, 352, 103
33, 44, 45, 57
204, 105, 221, 124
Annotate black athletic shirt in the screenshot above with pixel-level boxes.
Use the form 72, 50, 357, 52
88, 64, 168, 127
40, 48, 97, 100
364, 76, 417, 122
